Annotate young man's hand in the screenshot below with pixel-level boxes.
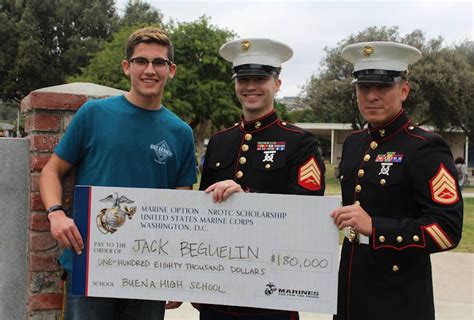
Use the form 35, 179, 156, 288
49, 210, 84, 255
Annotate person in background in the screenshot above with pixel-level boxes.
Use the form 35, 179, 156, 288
455, 156, 468, 188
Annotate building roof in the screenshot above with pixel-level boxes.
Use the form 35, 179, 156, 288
0, 122, 14, 130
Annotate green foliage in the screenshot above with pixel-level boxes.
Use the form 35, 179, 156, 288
0, 0, 119, 101
301, 26, 474, 138
0, 101, 18, 121
68, 25, 138, 89
165, 16, 239, 131
119, 0, 163, 27
274, 101, 289, 121
288, 108, 318, 123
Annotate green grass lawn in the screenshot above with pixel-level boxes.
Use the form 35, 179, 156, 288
456, 197, 473, 253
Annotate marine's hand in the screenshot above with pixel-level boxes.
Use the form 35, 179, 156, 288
48, 210, 84, 254
205, 179, 244, 203
165, 301, 182, 309
331, 203, 372, 236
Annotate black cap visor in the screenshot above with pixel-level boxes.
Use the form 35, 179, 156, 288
353, 69, 406, 84
232, 64, 281, 79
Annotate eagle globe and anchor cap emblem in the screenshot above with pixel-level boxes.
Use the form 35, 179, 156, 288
96, 193, 137, 234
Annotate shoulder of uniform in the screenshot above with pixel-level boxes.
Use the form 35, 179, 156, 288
403, 124, 440, 141
348, 128, 369, 138
350, 128, 368, 136
276, 120, 305, 134
212, 122, 241, 136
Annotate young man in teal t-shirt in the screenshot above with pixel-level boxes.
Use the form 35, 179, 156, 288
39, 27, 196, 320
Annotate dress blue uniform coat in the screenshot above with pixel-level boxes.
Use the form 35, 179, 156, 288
334, 110, 463, 320
198, 110, 326, 320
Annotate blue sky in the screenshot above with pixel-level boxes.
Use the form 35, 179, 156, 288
116, 0, 473, 97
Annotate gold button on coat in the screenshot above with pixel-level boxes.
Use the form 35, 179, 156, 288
255, 121, 261, 129
370, 141, 378, 149
340, 175, 344, 180
215, 162, 221, 167
358, 169, 365, 177
396, 236, 403, 243
379, 236, 386, 243
244, 133, 252, 141
265, 164, 271, 169
408, 125, 415, 130
281, 121, 287, 126
413, 235, 420, 242
354, 200, 361, 206
241, 144, 249, 152
364, 154, 371, 162
355, 185, 362, 193
379, 129, 386, 137
239, 157, 247, 165
236, 171, 244, 179
380, 179, 386, 185
392, 265, 399, 272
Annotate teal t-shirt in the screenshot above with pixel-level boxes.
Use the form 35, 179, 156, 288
55, 95, 197, 271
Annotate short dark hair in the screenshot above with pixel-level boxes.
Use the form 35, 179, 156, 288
126, 27, 174, 62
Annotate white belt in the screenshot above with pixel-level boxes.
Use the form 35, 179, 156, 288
344, 227, 369, 245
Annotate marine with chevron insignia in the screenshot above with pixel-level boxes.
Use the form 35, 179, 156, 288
331, 41, 463, 320
196, 38, 326, 320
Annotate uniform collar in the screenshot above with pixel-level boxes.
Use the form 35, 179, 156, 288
368, 109, 409, 141
239, 110, 279, 132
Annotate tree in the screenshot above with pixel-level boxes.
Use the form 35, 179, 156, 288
68, 25, 137, 89
119, 0, 163, 27
165, 16, 239, 155
300, 26, 473, 139
0, 0, 119, 101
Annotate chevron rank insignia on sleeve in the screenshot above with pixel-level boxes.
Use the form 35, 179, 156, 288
429, 163, 459, 205
425, 223, 454, 250
298, 156, 322, 191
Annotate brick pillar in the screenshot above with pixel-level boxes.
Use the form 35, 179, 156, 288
21, 84, 125, 319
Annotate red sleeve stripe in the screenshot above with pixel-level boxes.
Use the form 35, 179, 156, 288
425, 224, 454, 250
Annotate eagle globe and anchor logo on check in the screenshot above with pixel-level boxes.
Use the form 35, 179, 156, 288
96, 193, 137, 234
264, 282, 319, 299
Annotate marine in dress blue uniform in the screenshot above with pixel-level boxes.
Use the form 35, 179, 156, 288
197, 38, 326, 320
332, 42, 463, 320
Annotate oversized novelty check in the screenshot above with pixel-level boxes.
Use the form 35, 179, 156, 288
71, 186, 340, 314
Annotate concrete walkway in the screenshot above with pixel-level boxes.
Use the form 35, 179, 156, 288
164, 251, 473, 320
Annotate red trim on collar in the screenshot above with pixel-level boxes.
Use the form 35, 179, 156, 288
368, 108, 404, 133
241, 109, 276, 124
376, 120, 409, 142
238, 119, 279, 133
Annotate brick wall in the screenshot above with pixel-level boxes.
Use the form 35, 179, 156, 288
22, 85, 123, 319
